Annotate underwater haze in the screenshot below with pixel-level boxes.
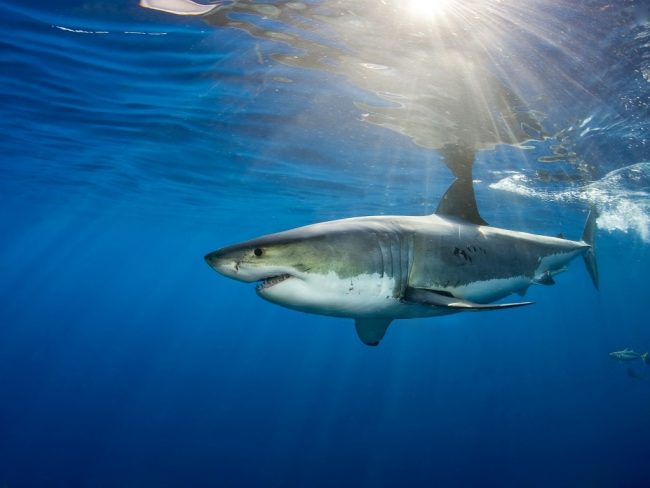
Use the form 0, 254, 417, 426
1, 0, 650, 486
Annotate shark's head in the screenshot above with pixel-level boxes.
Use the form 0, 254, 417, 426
205, 224, 342, 311
204, 220, 397, 317
204, 231, 314, 291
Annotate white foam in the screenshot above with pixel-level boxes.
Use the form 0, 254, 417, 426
54, 25, 168, 35
490, 163, 650, 242
54, 25, 109, 34
124, 31, 168, 36
597, 199, 650, 241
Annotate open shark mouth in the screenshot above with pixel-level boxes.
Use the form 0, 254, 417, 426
256, 274, 292, 291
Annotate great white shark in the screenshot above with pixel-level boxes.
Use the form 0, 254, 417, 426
205, 147, 598, 346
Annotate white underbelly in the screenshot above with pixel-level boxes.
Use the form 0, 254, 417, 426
258, 271, 399, 317
258, 271, 459, 319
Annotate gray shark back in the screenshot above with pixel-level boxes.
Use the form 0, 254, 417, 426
407, 218, 588, 302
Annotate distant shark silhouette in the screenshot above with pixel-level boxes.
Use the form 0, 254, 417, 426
206, 145, 598, 346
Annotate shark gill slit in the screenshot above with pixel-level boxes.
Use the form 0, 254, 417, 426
394, 234, 403, 297
385, 234, 394, 281
376, 233, 385, 279
398, 233, 409, 297
388, 233, 399, 297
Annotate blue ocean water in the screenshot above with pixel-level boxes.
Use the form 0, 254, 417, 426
1, 0, 650, 487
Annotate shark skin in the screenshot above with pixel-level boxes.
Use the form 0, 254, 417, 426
205, 149, 598, 346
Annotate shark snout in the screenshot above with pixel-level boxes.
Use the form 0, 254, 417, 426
205, 248, 261, 283
204, 249, 239, 279
204, 250, 220, 269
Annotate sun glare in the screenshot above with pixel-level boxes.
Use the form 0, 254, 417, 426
405, 0, 455, 20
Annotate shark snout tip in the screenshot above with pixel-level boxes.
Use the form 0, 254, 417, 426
204, 249, 243, 281
204, 250, 222, 269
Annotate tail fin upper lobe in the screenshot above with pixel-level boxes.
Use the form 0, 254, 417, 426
581, 208, 599, 290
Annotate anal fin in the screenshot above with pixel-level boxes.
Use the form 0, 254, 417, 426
354, 318, 392, 346
516, 285, 530, 297
404, 287, 533, 310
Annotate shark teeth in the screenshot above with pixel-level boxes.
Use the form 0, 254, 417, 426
257, 274, 292, 290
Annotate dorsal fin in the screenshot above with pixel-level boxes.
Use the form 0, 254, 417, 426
436, 180, 488, 225
434, 144, 488, 226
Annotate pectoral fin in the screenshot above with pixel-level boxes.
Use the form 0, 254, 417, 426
404, 287, 533, 310
354, 318, 392, 346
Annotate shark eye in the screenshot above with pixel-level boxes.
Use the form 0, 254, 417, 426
254, 248, 263, 257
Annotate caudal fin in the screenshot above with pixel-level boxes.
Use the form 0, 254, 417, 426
643, 352, 649, 365
581, 208, 599, 290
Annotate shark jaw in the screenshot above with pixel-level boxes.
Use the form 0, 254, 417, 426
256, 273, 293, 291
204, 251, 300, 289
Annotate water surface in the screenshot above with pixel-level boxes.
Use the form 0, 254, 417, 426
1, 1, 649, 487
